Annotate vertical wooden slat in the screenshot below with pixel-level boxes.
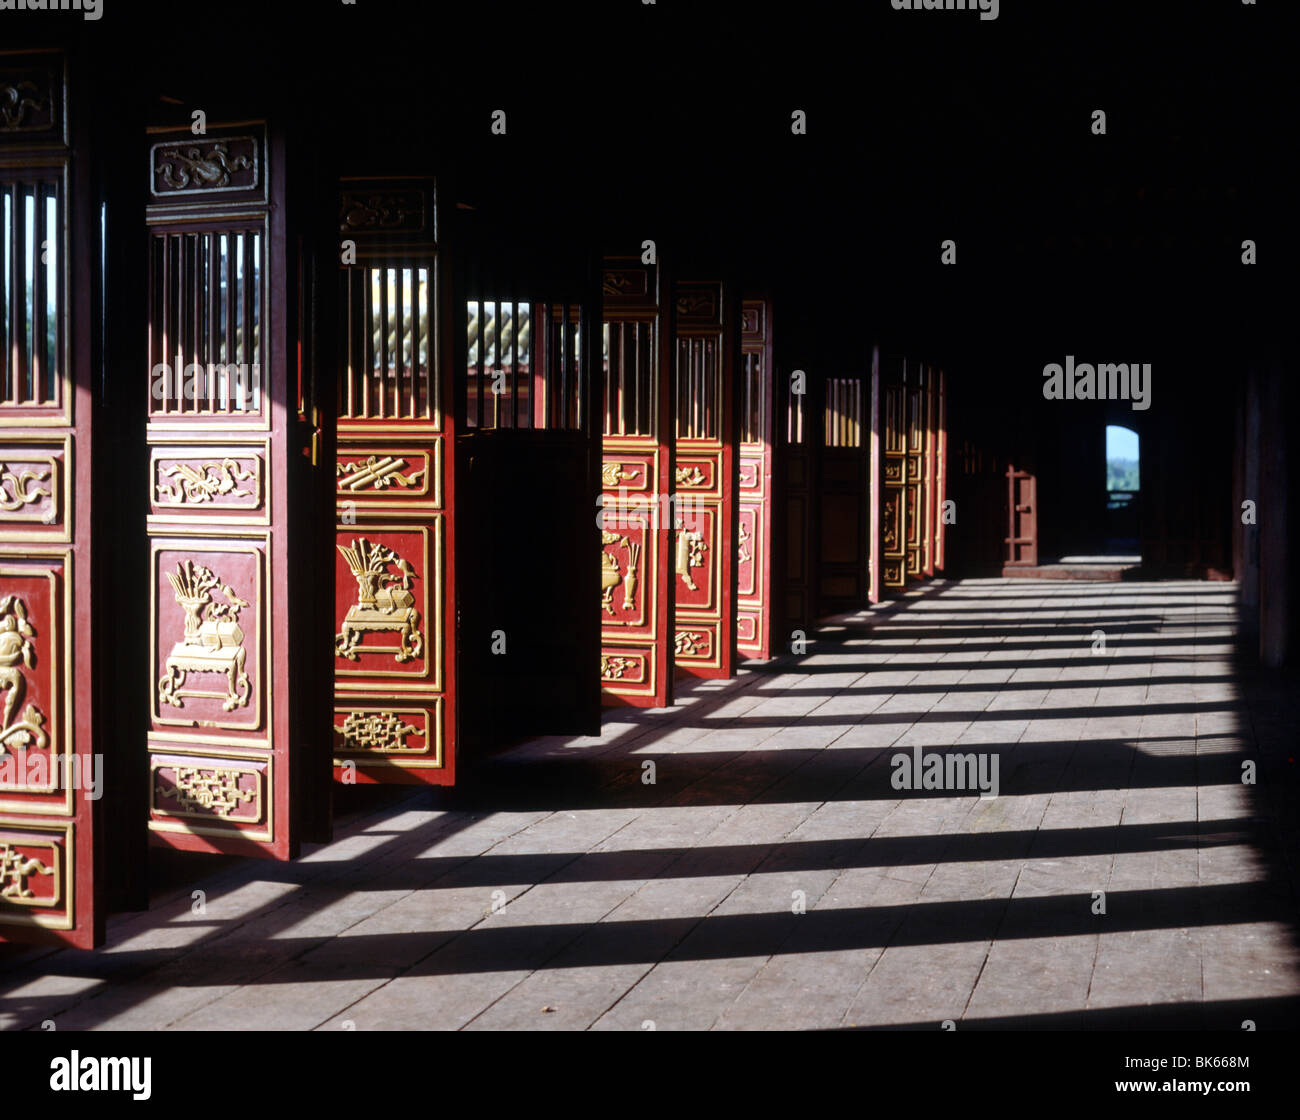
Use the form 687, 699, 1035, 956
394, 266, 405, 420
31, 183, 45, 405
0, 186, 8, 404
12, 182, 27, 403
224, 232, 236, 414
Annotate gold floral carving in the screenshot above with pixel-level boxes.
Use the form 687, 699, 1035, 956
154, 142, 252, 190
157, 766, 256, 819
601, 462, 642, 489
0, 596, 49, 757
338, 711, 425, 752
600, 655, 637, 680
156, 459, 255, 505
737, 520, 752, 565
336, 539, 423, 663
339, 192, 424, 232
675, 291, 716, 318
337, 456, 426, 492
674, 630, 709, 656
883, 497, 898, 550
0, 843, 53, 901
0, 464, 52, 511
601, 271, 645, 297
157, 561, 251, 712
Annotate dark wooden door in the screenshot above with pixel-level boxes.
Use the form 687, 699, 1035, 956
780, 347, 814, 636
1005, 464, 1038, 566
457, 241, 601, 746
818, 373, 869, 611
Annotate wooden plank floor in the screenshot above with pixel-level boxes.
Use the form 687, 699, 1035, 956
3, 579, 1298, 1030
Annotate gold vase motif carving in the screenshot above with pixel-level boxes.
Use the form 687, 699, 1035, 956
336, 539, 423, 663
157, 560, 251, 712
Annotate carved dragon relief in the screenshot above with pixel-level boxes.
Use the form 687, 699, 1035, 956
336, 539, 423, 663
0, 79, 45, 130
339, 192, 424, 232
154, 141, 252, 191
156, 458, 256, 505
674, 630, 710, 657
157, 561, 251, 713
0, 596, 48, 758
0, 464, 52, 512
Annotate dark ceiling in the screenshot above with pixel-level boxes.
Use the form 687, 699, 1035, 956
39, 0, 1292, 379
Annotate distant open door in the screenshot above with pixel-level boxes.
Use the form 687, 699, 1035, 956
1005, 463, 1038, 567
456, 216, 601, 747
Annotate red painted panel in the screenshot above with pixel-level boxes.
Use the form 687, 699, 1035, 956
333, 181, 454, 785
1, 47, 105, 946
601, 258, 674, 708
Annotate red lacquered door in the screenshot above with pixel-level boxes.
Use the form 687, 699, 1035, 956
672, 279, 737, 679
145, 120, 328, 857
600, 256, 674, 707
332, 178, 455, 784
0, 48, 107, 945
736, 297, 774, 661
